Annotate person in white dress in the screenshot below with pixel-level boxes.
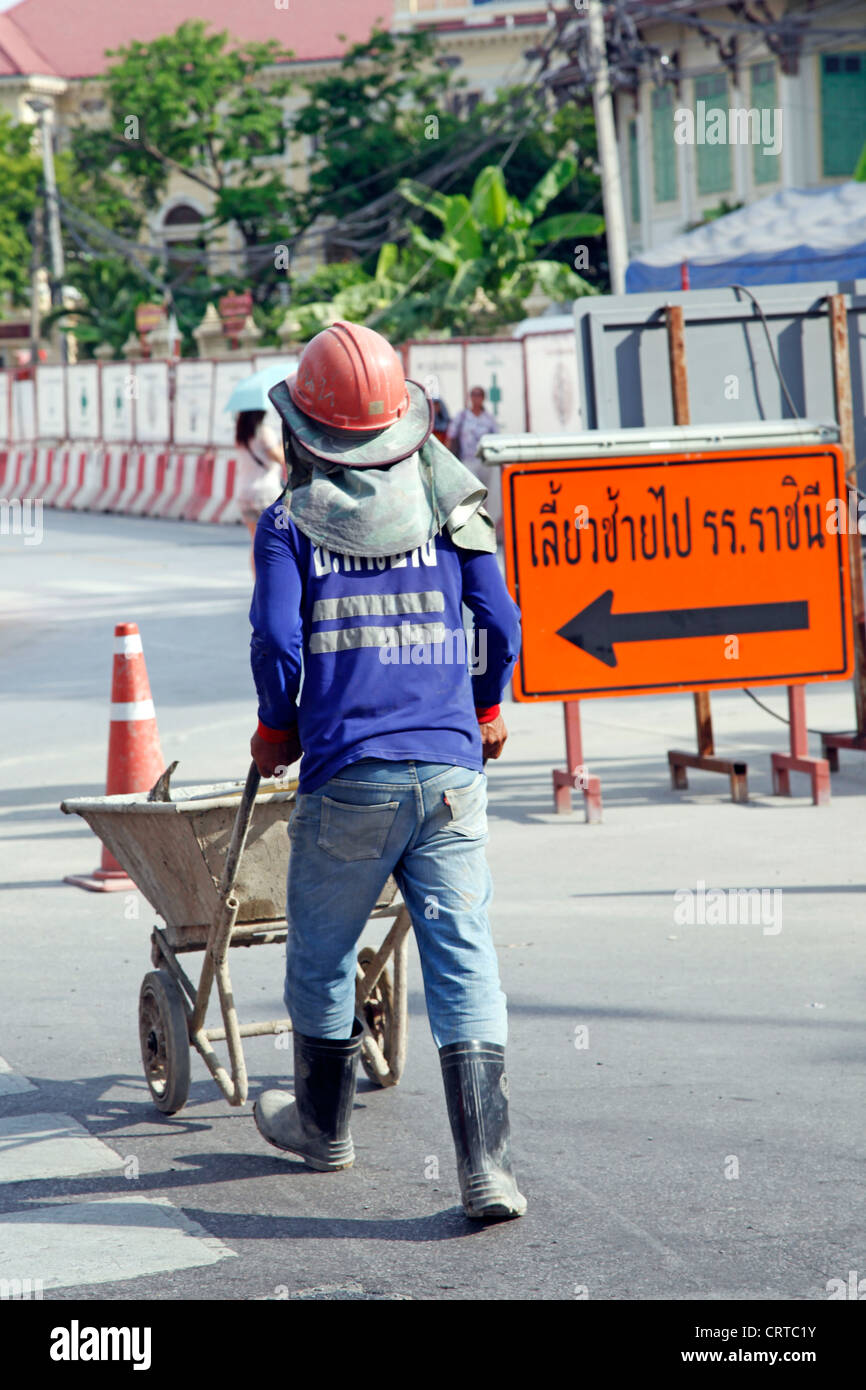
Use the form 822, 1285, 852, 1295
235, 410, 286, 574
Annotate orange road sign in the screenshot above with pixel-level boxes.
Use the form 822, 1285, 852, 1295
502, 446, 853, 702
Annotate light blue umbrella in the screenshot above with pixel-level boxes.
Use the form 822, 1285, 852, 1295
224, 358, 299, 414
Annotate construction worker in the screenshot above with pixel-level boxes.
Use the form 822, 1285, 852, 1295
248, 321, 526, 1220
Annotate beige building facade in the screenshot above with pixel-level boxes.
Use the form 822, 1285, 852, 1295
612, 1, 866, 256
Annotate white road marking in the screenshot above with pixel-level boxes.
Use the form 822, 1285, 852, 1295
0, 1112, 126, 1183
0, 1057, 36, 1096
0, 1196, 236, 1291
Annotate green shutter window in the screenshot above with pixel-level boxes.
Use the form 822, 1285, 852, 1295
651, 87, 677, 203
821, 53, 866, 177
628, 118, 641, 223
695, 74, 732, 195
751, 61, 780, 185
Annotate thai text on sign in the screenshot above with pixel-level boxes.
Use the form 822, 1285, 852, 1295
502, 448, 853, 701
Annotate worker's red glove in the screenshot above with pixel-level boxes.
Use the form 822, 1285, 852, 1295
251, 724, 302, 778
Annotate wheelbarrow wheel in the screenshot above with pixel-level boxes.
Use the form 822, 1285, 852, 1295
139, 970, 191, 1115
357, 947, 394, 1088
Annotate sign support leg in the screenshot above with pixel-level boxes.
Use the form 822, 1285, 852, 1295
772, 685, 831, 806
821, 293, 866, 769
663, 305, 749, 802
552, 700, 602, 822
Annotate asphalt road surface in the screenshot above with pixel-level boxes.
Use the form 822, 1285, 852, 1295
1, 509, 864, 1302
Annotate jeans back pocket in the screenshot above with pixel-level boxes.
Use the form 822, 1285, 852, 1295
442, 772, 487, 839
317, 796, 400, 862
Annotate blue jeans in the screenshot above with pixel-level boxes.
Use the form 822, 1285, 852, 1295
284, 759, 508, 1048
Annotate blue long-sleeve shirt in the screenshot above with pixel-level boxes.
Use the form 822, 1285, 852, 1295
249, 501, 522, 793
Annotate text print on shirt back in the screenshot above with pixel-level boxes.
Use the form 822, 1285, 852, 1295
313, 540, 438, 576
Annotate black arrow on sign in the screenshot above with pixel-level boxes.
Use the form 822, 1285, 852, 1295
557, 591, 810, 669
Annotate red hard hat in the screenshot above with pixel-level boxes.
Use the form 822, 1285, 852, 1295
289, 320, 410, 431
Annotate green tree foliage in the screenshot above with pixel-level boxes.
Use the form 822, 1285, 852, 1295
0, 115, 42, 306
54, 20, 603, 351
296, 161, 603, 339
69, 19, 296, 313
43, 256, 147, 357
290, 28, 458, 240
293, 33, 603, 280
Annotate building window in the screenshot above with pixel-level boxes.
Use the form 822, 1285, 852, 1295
161, 203, 206, 286
821, 52, 866, 177
628, 118, 640, 223
695, 74, 732, 195
751, 61, 780, 186
651, 87, 678, 203
162, 203, 203, 231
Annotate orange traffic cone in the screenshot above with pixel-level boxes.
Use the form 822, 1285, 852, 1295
64, 622, 166, 892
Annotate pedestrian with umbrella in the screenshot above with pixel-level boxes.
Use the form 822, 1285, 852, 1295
225, 361, 297, 573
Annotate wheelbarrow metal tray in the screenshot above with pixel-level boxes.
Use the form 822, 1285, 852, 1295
60, 780, 298, 929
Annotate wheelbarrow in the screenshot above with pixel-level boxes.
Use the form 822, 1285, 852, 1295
60, 763, 412, 1114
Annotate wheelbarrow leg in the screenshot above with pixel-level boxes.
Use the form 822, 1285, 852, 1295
190, 762, 260, 1107
389, 927, 409, 1084
190, 894, 248, 1105
214, 935, 249, 1107
356, 905, 412, 1087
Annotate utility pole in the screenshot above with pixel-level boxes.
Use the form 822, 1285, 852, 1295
28, 203, 43, 366
27, 98, 67, 363
587, 0, 629, 295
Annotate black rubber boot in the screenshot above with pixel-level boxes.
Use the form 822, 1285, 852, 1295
439, 1040, 527, 1220
254, 1017, 363, 1171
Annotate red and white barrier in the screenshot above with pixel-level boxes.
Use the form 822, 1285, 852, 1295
52, 448, 90, 509
148, 452, 198, 518
29, 445, 55, 498
205, 452, 242, 525
14, 448, 40, 499
41, 447, 71, 505
183, 450, 242, 524
2, 442, 252, 524
126, 450, 166, 515
181, 453, 215, 522
101, 448, 158, 515
0, 448, 31, 499
69, 450, 111, 510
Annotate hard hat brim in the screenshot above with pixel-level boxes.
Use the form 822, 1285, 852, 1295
268, 377, 433, 467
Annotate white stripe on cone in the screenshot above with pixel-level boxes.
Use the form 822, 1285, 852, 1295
109, 699, 155, 721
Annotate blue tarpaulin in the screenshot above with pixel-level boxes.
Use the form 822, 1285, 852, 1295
626, 182, 866, 292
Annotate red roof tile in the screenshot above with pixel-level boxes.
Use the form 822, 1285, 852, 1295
0, 0, 393, 80
0, 11, 57, 76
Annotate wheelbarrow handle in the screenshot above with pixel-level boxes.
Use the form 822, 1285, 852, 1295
218, 761, 261, 901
